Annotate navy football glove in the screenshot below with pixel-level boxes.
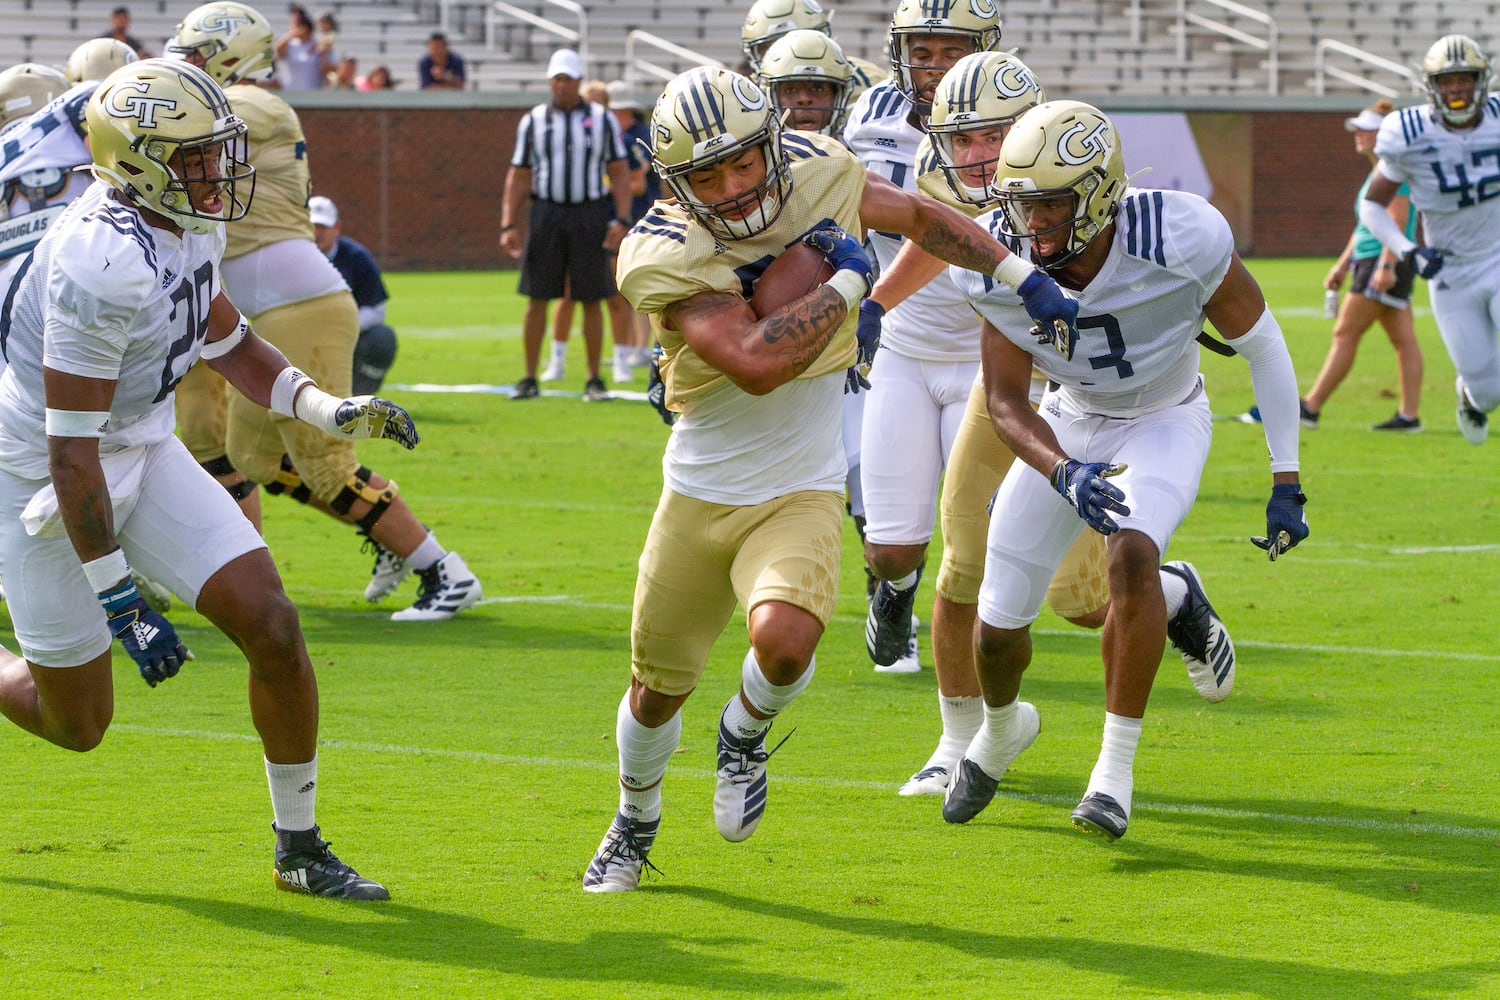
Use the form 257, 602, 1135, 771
1017, 270, 1080, 361
803, 227, 873, 295
646, 345, 675, 426
1050, 459, 1130, 535
1250, 482, 1309, 561
1405, 247, 1445, 280
97, 577, 192, 687
332, 396, 420, 449
846, 299, 884, 394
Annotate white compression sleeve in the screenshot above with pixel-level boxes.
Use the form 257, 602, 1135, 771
1232, 308, 1301, 473
1358, 195, 1416, 258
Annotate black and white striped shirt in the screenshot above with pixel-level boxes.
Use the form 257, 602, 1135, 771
510, 100, 626, 204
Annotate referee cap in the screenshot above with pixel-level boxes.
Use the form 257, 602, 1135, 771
547, 48, 583, 80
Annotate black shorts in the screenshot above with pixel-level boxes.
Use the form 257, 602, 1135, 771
518, 198, 616, 302
1349, 254, 1414, 309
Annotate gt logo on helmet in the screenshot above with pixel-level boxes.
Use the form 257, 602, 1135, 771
729, 73, 766, 111
970, 0, 998, 16
994, 61, 1038, 98
196, 12, 252, 34
107, 83, 178, 128
1056, 121, 1111, 166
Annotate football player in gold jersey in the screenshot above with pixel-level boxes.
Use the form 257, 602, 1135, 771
582, 66, 1079, 892
168, 2, 481, 621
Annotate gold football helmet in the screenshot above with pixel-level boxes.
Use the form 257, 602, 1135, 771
927, 51, 1045, 205
649, 67, 792, 241
1422, 34, 1491, 127
758, 29, 854, 137
0, 63, 69, 131
167, 1, 276, 86
888, 0, 1003, 115
65, 38, 139, 85
741, 0, 833, 73
994, 100, 1126, 271
87, 59, 255, 233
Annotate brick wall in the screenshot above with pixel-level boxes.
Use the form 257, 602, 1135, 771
295, 105, 1371, 270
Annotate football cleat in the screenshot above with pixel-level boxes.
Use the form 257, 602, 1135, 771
898, 762, 953, 797
866, 571, 920, 667
1070, 791, 1129, 842
539, 357, 565, 383
272, 824, 389, 900
942, 702, 1041, 823
1456, 376, 1489, 445
713, 720, 791, 842
1162, 561, 1235, 702
360, 533, 411, 602
390, 552, 482, 621
582, 811, 661, 893
1370, 412, 1421, 433
131, 570, 172, 614
875, 614, 921, 674
583, 376, 613, 402
510, 376, 540, 400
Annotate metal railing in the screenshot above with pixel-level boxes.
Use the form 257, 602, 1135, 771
1176, 0, 1279, 95
485, 0, 588, 69
623, 30, 724, 92
1313, 38, 1422, 99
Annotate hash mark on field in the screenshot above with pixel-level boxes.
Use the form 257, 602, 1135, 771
110, 724, 1500, 841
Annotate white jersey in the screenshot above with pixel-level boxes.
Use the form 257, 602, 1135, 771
954, 188, 1234, 418
0, 183, 226, 478
843, 79, 981, 361
1374, 97, 1500, 270
0, 82, 95, 264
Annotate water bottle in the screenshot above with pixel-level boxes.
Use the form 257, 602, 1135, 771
1323, 289, 1339, 318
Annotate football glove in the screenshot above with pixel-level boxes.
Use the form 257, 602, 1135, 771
803, 227, 873, 295
1405, 247, 1445, 280
647, 345, 675, 426
1017, 270, 1080, 361
332, 396, 420, 449
1050, 459, 1130, 535
845, 299, 883, 394
1250, 483, 1309, 561
97, 577, 192, 687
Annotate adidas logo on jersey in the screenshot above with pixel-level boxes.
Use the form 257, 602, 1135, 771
873, 137, 898, 148
161, 266, 177, 289
713, 241, 729, 255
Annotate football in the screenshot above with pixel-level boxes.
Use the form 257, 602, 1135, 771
750, 242, 836, 318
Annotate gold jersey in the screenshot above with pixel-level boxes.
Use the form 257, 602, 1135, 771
224, 84, 313, 259
618, 130, 867, 414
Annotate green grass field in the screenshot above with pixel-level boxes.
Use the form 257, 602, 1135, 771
3, 261, 1497, 999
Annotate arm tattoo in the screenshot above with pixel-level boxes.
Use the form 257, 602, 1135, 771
911, 206, 1004, 275
759, 286, 849, 376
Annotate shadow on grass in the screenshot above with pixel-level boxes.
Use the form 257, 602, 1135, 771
0, 876, 836, 993
656, 884, 1500, 1000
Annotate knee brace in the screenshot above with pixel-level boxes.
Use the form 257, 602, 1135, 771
328, 465, 398, 531
261, 454, 313, 504
200, 454, 259, 502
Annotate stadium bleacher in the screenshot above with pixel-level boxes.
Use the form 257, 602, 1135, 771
0, 0, 1494, 100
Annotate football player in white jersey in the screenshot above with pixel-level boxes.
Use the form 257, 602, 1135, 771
943, 101, 1308, 841
842, 0, 1003, 674
0, 59, 412, 897
582, 67, 1078, 892
1361, 34, 1500, 445
740, 0, 888, 101
860, 56, 1237, 798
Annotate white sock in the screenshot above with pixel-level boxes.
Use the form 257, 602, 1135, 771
739, 648, 814, 717
550, 338, 567, 362
614, 345, 630, 365
615, 690, 679, 822
1160, 567, 1188, 618
406, 530, 444, 572
266, 755, 317, 832
935, 694, 983, 762
890, 569, 919, 591
967, 698, 1023, 777
1085, 712, 1142, 819
720, 693, 770, 743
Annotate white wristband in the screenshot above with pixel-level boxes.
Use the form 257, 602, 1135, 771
81, 547, 130, 592
200, 311, 249, 360
269, 366, 314, 418
45, 408, 111, 438
826, 269, 868, 312
992, 252, 1036, 292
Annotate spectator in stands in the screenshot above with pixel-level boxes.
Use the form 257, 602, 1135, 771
276, 4, 330, 89
331, 56, 358, 89
99, 6, 150, 57
419, 32, 465, 90
359, 65, 394, 90
500, 48, 633, 402
310, 195, 399, 394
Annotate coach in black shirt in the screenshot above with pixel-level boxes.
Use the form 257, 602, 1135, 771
310, 196, 398, 395
500, 48, 633, 402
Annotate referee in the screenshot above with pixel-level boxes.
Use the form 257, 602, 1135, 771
501, 48, 633, 401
